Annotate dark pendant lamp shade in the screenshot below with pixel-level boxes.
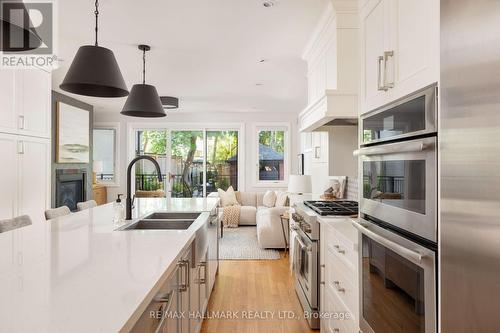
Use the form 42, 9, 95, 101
59, 0, 128, 98
60, 45, 129, 97
1, 0, 43, 52
121, 84, 166, 117
120, 44, 166, 118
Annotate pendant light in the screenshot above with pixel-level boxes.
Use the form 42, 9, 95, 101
160, 96, 179, 109
59, 0, 128, 97
1, 0, 42, 51
120, 45, 166, 118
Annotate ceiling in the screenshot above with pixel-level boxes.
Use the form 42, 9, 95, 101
51, 0, 328, 114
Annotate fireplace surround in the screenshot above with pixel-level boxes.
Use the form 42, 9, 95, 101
55, 169, 86, 211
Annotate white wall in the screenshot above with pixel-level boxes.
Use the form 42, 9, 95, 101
93, 111, 299, 202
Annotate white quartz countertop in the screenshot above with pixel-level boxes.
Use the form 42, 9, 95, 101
0, 197, 218, 333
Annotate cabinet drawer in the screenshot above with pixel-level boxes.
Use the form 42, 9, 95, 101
325, 253, 358, 319
323, 222, 358, 270
323, 287, 359, 333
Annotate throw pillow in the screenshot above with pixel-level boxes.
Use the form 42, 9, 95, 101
275, 190, 288, 207
263, 190, 277, 207
218, 186, 239, 207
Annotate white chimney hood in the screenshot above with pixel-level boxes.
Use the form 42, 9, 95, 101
299, 1, 359, 133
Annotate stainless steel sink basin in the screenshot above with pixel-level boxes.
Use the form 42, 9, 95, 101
123, 219, 194, 230
142, 212, 201, 220
118, 212, 201, 231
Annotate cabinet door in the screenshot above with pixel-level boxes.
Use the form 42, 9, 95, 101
0, 134, 19, 220
199, 249, 208, 313
179, 247, 192, 333
0, 69, 18, 134
18, 69, 51, 138
361, 0, 389, 113
17, 136, 50, 221
388, 0, 439, 99
312, 132, 328, 163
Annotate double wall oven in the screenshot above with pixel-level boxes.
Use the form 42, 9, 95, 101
353, 84, 438, 333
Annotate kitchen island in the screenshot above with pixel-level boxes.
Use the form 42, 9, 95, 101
0, 197, 218, 333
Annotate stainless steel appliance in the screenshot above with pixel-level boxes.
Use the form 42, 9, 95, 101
292, 201, 359, 330
441, 1, 500, 331
352, 218, 436, 333
357, 84, 438, 243
355, 85, 438, 333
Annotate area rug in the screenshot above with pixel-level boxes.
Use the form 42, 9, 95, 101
219, 226, 280, 260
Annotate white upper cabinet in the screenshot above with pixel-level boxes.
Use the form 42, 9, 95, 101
312, 131, 328, 164
361, 0, 389, 111
360, 0, 439, 114
0, 133, 50, 221
0, 68, 51, 138
17, 136, 51, 221
0, 134, 19, 220
17, 70, 51, 138
0, 70, 17, 134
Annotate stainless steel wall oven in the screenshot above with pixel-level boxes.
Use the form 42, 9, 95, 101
354, 84, 438, 333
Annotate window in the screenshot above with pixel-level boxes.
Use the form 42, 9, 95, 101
206, 130, 239, 192
254, 125, 289, 186
134, 130, 167, 195
170, 130, 204, 198
93, 124, 119, 185
130, 125, 241, 198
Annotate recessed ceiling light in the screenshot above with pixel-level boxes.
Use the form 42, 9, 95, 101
262, 1, 275, 8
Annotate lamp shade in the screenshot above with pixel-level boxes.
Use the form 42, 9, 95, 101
93, 161, 104, 173
1, 0, 42, 51
60, 45, 129, 97
160, 96, 179, 109
120, 84, 166, 118
288, 175, 312, 194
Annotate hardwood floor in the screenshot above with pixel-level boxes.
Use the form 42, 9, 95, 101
201, 253, 316, 333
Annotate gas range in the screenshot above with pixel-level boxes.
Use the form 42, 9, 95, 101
293, 200, 359, 241
291, 200, 359, 330
303, 200, 358, 216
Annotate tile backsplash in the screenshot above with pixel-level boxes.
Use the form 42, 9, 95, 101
346, 177, 358, 201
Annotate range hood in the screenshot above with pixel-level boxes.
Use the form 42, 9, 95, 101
299, 1, 359, 132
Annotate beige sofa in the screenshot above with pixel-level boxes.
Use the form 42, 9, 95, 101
213, 191, 290, 249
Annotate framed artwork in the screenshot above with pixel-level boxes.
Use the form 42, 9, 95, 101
56, 102, 90, 163
297, 153, 304, 175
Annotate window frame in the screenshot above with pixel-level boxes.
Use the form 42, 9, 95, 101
253, 122, 290, 188
93, 122, 120, 187
126, 122, 245, 196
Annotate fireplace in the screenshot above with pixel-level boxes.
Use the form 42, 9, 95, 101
56, 169, 86, 211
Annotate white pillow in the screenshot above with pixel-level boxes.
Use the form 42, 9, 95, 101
262, 190, 277, 208
218, 186, 239, 207
275, 190, 288, 207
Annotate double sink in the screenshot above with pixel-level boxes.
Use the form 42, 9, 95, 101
118, 212, 201, 231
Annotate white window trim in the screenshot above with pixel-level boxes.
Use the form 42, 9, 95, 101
252, 122, 291, 188
126, 122, 245, 194
93, 122, 120, 187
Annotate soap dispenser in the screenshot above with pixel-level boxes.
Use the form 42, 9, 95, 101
113, 194, 125, 224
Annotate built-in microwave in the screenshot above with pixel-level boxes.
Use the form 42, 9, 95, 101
361, 84, 437, 146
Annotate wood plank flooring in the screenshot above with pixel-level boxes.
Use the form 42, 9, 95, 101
200, 253, 316, 333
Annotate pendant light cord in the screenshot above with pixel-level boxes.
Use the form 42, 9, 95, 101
142, 48, 146, 84
94, 0, 99, 46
